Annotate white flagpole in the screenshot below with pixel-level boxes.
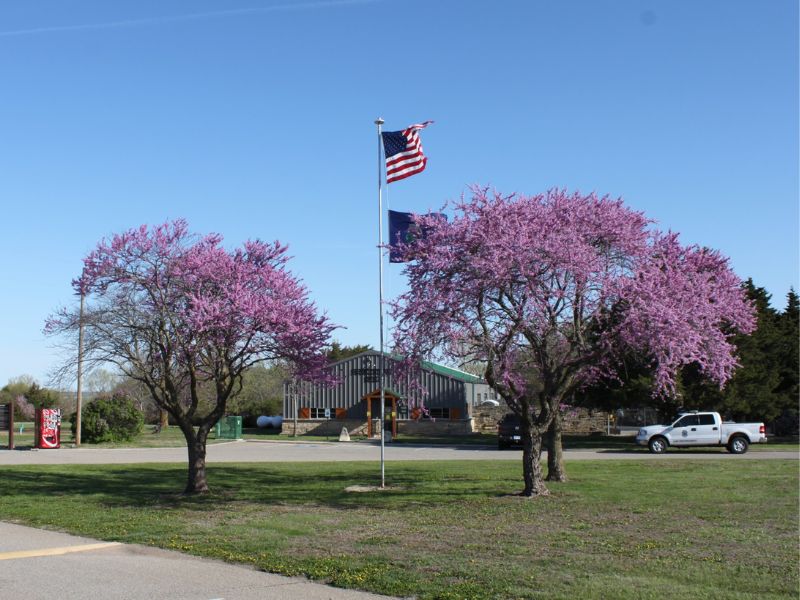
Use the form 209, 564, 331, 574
375, 117, 386, 489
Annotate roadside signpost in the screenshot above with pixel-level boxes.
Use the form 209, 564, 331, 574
0, 403, 14, 450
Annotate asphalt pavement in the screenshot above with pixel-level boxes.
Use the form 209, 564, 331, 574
0, 439, 796, 465
0, 522, 398, 600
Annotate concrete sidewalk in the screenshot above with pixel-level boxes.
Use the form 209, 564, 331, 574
0, 521, 399, 600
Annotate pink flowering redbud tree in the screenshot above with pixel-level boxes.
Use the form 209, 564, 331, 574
46, 220, 335, 494
391, 188, 755, 497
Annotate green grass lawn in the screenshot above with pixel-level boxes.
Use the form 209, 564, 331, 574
0, 460, 796, 599
0, 424, 236, 450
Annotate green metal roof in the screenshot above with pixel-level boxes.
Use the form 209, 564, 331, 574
331, 351, 485, 384
420, 360, 484, 383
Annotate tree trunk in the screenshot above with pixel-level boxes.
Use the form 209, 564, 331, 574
520, 421, 549, 497
545, 411, 567, 482
159, 409, 169, 431
185, 434, 210, 494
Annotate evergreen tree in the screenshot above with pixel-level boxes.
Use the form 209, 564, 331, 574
577, 281, 798, 430
775, 288, 799, 402
24, 383, 61, 410
326, 341, 374, 362
710, 281, 782, 420
682, 280, 795, 423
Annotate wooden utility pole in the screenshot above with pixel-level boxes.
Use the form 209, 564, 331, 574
1, 402, 13, 450
293, 383, 298, 438
75, 288, 85, 446
9, 400, 14, 450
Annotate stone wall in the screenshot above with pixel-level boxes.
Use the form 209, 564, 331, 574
471, 404, 609, 434
471, 405, 508, 433
281, 407, 609, 438
280, 419, 367, 437
397, 419, 473, 436
280, 418, 473, 437
560, 408, 609, 434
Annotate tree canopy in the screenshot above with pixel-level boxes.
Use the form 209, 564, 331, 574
677, 281, 798, 424
392, 188, 755, 496
47, 220, 335, 493
581, 281, 799, 432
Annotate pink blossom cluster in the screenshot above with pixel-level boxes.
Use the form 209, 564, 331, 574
391, 187, 755, 402
15, 395, 35, 420
65, 220, 335, 384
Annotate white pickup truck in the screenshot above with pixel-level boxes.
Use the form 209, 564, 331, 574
635, 411, 767, 454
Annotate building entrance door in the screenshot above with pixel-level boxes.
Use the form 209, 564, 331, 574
363, 390, 398, 438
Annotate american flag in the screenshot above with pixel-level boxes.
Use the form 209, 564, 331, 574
381, 121, 433, 183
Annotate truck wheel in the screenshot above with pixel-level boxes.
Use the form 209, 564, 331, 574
728, 436, 749, 454
648, 437, 668, 454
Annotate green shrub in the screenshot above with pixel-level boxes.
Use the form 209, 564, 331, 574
71, 394, 144, 443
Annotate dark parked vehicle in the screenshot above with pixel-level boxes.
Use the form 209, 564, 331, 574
498, 413, 522, 449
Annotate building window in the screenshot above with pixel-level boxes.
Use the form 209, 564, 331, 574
309, 407, 332, 419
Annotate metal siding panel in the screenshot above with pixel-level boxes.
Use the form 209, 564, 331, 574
283, 352, 480, 418
342, 369, 348, 416
350, 359, 358, 407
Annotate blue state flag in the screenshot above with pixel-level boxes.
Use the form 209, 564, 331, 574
388, 210, 446, 263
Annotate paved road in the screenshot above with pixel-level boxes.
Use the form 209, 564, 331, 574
0, 439, 796, 465
0, 522, 396, 600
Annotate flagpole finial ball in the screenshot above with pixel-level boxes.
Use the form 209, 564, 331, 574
375, 117, 385, 125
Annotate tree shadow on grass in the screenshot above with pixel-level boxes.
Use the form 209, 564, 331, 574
0, 462, 516, 512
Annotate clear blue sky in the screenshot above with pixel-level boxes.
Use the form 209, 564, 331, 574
1, 0, 797, 387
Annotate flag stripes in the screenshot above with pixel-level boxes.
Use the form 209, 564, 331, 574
382, 121, 433, 183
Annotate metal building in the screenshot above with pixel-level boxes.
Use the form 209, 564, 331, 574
283, 351, 494, 437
